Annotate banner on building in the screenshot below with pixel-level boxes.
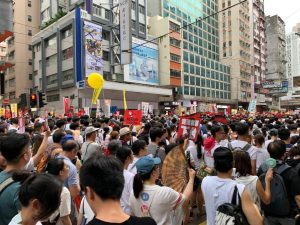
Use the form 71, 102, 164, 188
119, 0, 132, 64
141, 102, 149, 116
5, 105, 11, 119
124, 37, 159, 85
248, 100, 257, 113
10, 103, 17, 118
177, 113, 201, 142
124, 110, 142, 125
63, 98, 71, 116
84, 20, 103, 77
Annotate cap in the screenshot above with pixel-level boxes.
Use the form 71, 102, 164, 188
119, 127, 131, 137
61, 134, 74, 145
136, 156, 161, 175
269, 128, 278, 137
85, 126, 100, 135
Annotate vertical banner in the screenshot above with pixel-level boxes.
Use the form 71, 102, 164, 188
104, 99, 111, 117
0, 108, 5, 117
123, 88, 127, 110
119, 0, 132, 64
63, 98, 70, 116
10, 103, 18, 118
248, 100, 257, 113
141, 102, 149, 116
96, 99, 100, 117
177, 113, 201, 142
148, 105, 153, 115
84, 21, 103, 77
5, 105, 11, 119
227, 105, 231, 116
17, 116, 25, 134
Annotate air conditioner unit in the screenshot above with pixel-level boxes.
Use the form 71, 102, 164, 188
111, 74, 117, 80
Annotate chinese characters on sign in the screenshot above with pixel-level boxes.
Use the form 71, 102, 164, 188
177, 113, 201, 142
124, 110, 142, 125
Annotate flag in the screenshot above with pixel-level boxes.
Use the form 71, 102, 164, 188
123, 88, 127, 110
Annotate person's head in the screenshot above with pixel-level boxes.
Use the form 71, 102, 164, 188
11, 117, 18, 125
45, 158, 70, 181
290, 135, 300, 145
131, 140, 147, 157
211, 125, 225, 141
72, 117, 80, 124
116, 147, 133, 167
56, 120, 66, 129
69, 123, 80, 131
19, 174, 62, 221
288, 145, 300, 159
34, 123, 44, 133
288, 124, 298, 133
52, 130, 66, 144
107, 140, 122, 156
80, 155, 124, 207
133, 156, 161, 198
278, 128, 291, 142
119, 127, 132, 142
149, 127, 164, 143
109, 131, 119, 140
235, 123, 250, 137
0, 124, 7, 134
269, 128, 278, 139
85, 127, 99, 141
254, 134, 265, 147
0, 133, 31, 169
143, 122, 152, 132
213, 147, 233, 174
267, 140, 286, 160
233, 150, 251, 177
62, 140, 79, 160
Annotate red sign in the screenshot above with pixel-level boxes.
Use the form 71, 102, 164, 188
5, 106, 11, 119
3, 98, 9, 105
63, 98, 70, 116
124, 110, 142, 126
177, 113, 201, 142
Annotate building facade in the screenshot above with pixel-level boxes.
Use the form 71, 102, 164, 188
148, 0, 233, 111
3, 0, 40, 103
32, 1, 172, 115
218, 0, 252, 108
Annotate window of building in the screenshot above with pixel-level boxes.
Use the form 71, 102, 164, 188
170, 38, 180, 47
29, 74, 32, 80
28, 15, 32, 22
63, 69, 74, 82
170, 69, 181, 77
28, 59, 32, 65
184, 74, 189, 84
28, 45, 32, 51
35, 44, 41, 52
46, 74, 58, 85
28, 0, 32, 7
201, 89, 206, 97
47, 94, 60, 102
132, 1, 136, 10
170, 53, 181, 63
184, 63, 189, 73
62, 27, 72, 39
105, 9, 110, 20
190, 87, 195, 96
62, 47, 73, 60
139, 23, 146, 33
184, 86, 189, 95
132, 20, 136, 30
190, 76, 195, 85
170, 22, 180, 32
103, 51, 109, 61
28, 29, 32, 36
139, 5, 145, 14
9, 78, 15, 87
93, 4, 102, 16
46, 54, 57, 67
9, 92, 15, 100
45, 36, 56, 47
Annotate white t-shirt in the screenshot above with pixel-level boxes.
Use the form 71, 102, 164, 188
130, 184, 186, 225
230, 140, 257, 160
185, 141, 202, 169
121, 169, 134, 215
264, 139, 273, 149
255, 147, 270, 172
236, 175, 260, 209
49, 187, 71, 225
79, 197, 94, 224
204, 143, 221, 168
128, 156, 140, 175
201, 176, 245, 225
9, 213, 42, 225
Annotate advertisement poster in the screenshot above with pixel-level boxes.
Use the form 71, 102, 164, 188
0, 108, 5, 117
177, 113, 201, 142
248, 100, 257, 113
10, 103, 18, 118
124, 110, 142, 125
84, 21, 103, 77
63, 98, 70, 116
141, 102, 149, 116
124, 37, 159, 85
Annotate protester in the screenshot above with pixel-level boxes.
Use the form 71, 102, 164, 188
81, 126, 100, 162
119, 127, 133, 147
148, 127, 166, 162
128, 140, 148, 174
201, 147, 263, 225
80, 155, 156, 225
278, 127, 293, 151
254, 134, 270, 171
138, 122, 151, 145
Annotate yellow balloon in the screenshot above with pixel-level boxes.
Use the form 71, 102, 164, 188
87, 73, 104, 89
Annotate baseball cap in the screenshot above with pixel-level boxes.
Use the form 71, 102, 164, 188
119, 127, 131, 137
61, 134, 74, 145
136, 156, 161, 175
85, 126, 100, 135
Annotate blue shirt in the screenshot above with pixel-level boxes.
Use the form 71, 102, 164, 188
56, 155, 79, 188
0, 171, 21, 225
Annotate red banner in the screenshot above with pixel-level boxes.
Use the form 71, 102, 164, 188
63, 98, 71, 116
5, 106, 11, 119
177, 113, 201, 142
124, 110, 142, 126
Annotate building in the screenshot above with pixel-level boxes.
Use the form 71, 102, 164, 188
283, 32, 300, 109
218, 0, 252, 109
32, 1, 172, 115
249, 0, 267, 105
293, 23, 300, 34
265, 15, 287, 109
3, 0, 40, 103
148, 0, 233, 112
40, 0, 68, 26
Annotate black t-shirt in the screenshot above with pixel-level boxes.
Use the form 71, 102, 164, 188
87, 216, 157, 225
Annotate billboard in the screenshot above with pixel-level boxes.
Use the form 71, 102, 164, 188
262, 80, 282, 89
124, 37, 159, 85
268, 80, 288, 94
84, 21, 103, 77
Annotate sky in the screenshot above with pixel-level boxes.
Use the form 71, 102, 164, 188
264, 0, 300, 33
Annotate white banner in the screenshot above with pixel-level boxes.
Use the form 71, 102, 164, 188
141, 102, 149, 116
104, 99, 111, 117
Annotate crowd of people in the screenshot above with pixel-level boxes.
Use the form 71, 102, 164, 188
0, 113, 300, 225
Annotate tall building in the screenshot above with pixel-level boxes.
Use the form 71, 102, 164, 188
40, 0, 68, 25
249, 0, 267, 99
218, 0, 252, 108
293, 23, 300, 34
4, 0, 40, 102
148, 0, 233, 112
32, 1, 172, 114
265, 15, 287, 109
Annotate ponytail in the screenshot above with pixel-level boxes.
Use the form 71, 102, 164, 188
133, 173, 143, 198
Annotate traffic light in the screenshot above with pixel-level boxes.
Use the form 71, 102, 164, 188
38, 91, 47, 108
30, 94, 37, 108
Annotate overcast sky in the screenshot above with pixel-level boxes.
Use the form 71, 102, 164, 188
264, 0, 300, 33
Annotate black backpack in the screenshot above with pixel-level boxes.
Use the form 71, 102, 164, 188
215, 185, 249, 225
259, 163, 291, 217
228, 143, 252, 152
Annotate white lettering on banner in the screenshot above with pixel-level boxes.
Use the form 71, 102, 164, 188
120, 0, 132, 64
141, 102, 149, 116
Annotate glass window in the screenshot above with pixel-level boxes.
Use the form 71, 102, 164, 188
139, 23, 146, 33
207, 89, 211, 97
183, 31, 188, 39
211, 80, 215, 88
202, 89, 206, 97
28, 29, 32, 36
196, 56, 200, 64
212, 90, 215, 98
46, 54, 57, 67
216, 72, 219, 80
62, 47, 73, 61
206, 80, 210, 88
220, 73, 224, 81
139, 5, 145, 14
62, 69, 74, 82
163, 0, 169, 9
196, 67, 200, 75
201, 58, 205, 66
216, 82, 219, 89
220, 92, 224, 99
201, 68, 205, 77
184, 86, 189, 95
183, 51, 189, 61
171, 53, 181, 62
206, 70, 210, 78
184, 74, 189, 84
196, 77, 200, 86
184, 63, 189, 73
190, 65, 195, 74
190, 76, 195, 85
47, 94, 60, 102
28, 0, 32, 7
211, 71, 215, 79
190, 87, 195, 96
216, 91, 219, 98
201, 78, 205, 87
163, 11, 169, 17
196, 88, 200, 96
46, 74, 58, 85
220, 83, 224, 89
28, 15, 32, 22
190, 54, 194, 63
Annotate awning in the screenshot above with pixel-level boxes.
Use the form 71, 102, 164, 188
0, 30, 13, 43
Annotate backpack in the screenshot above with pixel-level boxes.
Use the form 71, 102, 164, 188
215, 186, 249, 225
228, 142, 252, 152
259, 163, 291, 217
